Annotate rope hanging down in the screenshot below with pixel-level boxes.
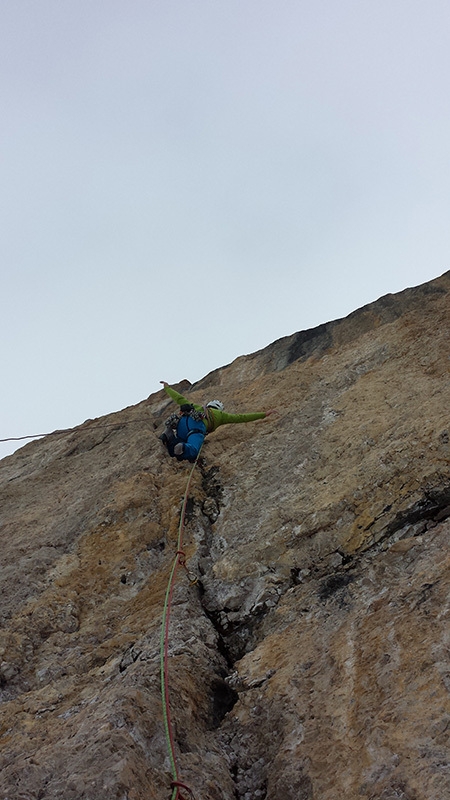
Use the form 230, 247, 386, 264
160, 449, 202, 800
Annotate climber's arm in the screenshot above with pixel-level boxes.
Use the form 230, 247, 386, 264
160, 382, 190, 407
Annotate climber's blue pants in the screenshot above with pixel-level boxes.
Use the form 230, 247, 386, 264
175, 416, 206, 461
180, 431, 205, 460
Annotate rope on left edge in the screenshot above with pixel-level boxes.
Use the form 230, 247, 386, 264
160, 449, 202, 800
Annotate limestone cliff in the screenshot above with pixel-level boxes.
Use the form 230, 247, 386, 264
0, 272, 449, 800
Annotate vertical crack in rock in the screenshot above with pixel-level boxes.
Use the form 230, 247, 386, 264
210, 675, 239, 729
195, 460, 281, 666
195, 491, 289, 669
200, 462, 224, 524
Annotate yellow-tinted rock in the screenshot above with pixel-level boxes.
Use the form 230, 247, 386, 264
0, 272, 449, 799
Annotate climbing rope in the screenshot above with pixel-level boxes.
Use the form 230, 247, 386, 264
0, 418, 154, 443
160, 449, 202, 800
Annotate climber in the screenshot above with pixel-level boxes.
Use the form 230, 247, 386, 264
159, 381, 275, 462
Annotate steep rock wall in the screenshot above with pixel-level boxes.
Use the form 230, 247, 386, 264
0, 271, 449, 800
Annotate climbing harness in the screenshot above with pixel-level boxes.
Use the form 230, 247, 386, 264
164, 413, 182, 433
160, 448, 202, 800
163, 407, 206, 434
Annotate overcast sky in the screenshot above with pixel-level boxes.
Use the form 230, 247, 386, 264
1, 1, 449, 460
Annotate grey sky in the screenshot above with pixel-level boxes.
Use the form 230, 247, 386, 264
1, 1, 449, 459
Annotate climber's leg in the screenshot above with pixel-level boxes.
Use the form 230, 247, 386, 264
179, 431, 205, 461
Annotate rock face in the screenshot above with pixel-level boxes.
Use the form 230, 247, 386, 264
0, 271, 449, 800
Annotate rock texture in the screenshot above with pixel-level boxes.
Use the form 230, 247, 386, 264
0, 271, 449, 800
